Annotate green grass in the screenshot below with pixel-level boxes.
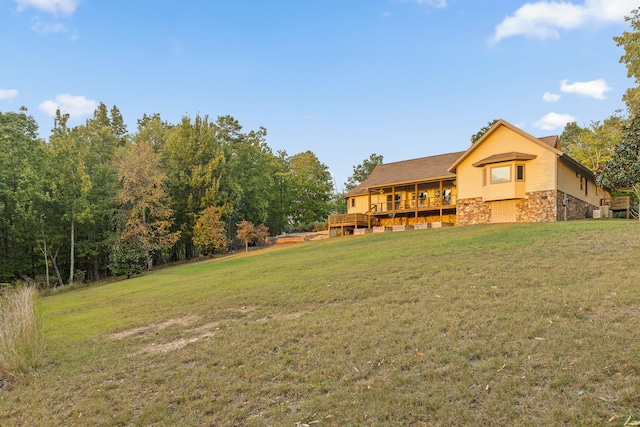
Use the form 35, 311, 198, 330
1, 220, 640, 426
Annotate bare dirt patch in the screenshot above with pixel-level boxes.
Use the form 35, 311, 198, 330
106, 314, 200, 340
106, 308, 306, 355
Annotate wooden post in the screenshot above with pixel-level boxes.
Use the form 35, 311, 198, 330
368, 189, 372, 228
439, 180, 443, 222
414, 183, 419, 221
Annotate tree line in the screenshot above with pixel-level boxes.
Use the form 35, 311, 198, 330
0, 106, 339, 286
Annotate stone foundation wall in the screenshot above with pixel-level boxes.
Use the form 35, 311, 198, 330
556, 191, 596, 220
456, 197, 491, 226
516, 190, 557, 222
457, 191, 558, 225
378, 213, 456, 227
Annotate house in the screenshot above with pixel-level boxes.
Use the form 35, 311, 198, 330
329, 120, 613, 236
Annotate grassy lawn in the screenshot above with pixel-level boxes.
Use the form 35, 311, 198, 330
1, 220, 639, 426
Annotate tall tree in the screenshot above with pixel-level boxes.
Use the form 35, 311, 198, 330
79, 103, 123, 281
288, 151, 334, 226
598, 115, 640, 214
135, 113, 170, 151
115, 140, 180, 271
344, 153, 383, 191
163, 115, 226, 259
561, 115, 624, 172
47, 110, 93, 286
265, 150, 292, 235
0, 108, 45, 282
614, 8, 640, 116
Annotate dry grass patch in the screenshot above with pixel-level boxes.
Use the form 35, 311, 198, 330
0, 286, 42, 378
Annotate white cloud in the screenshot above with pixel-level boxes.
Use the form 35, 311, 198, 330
0, 89, 19, 100
31, 20, 68, 34
560, 78, 611, 99
543, 92, 561, 102
491, 0, 638, 43
406, 0, 447, 8
39, 94, 97, 118
534, 112, 576, 130
15, 0, 80, 16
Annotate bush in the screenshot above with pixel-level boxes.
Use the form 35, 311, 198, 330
108, 238, 148, 278
313, 221, 328, 231
0, 286, 43, 376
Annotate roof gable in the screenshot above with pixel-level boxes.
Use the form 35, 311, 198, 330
448, 119, 563, 173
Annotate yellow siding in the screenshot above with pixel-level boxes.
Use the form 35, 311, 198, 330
457, 125, 557, 200
347, 193, 386, 214
557, 159, 609, 206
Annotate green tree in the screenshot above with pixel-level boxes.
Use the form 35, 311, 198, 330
598, 115, 640, 214
79, 103, 123, 281
344, 153, 383, 191
265, 150, 293, 235
614, 8, 640, 116
470, 119, 499, 144
0, 108, 46, 282
163, 115, 226, 259
561, 115, 624, 172
135, 113, 170, 151
225, 124, 274, 226
288, 151, 334, 226
47, 110, 93, 286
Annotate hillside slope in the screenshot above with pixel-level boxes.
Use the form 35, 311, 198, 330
2, 221, 640, 426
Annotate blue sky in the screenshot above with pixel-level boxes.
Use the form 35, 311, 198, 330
0, 0, 637, 188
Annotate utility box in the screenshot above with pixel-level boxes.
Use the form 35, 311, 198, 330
593, 209, 602, 219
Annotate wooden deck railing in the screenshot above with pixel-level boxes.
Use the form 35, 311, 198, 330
328, 213, 369, 227
601, 196, 631, 210
369, 195, 456, 213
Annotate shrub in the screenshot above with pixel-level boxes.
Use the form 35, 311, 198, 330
0, 286, 43, 376
108, 238, 148, 278
313, 221, 328, 231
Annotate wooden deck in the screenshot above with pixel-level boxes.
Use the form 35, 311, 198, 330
601, 196, 632, 218
328, 213, 370, 237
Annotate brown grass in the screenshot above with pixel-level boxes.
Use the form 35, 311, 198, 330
0, 286, 42, 378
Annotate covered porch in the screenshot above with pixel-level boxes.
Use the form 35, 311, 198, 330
366, 178, 457, 227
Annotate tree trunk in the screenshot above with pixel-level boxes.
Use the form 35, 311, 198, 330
69, 219, 75, 286
50, 246, 64, 286
92, 225, 99, 281
40, 240, 50, 288
39, 219, 50, 288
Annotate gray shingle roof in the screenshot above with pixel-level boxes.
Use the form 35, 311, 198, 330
345, 151, 464, 197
